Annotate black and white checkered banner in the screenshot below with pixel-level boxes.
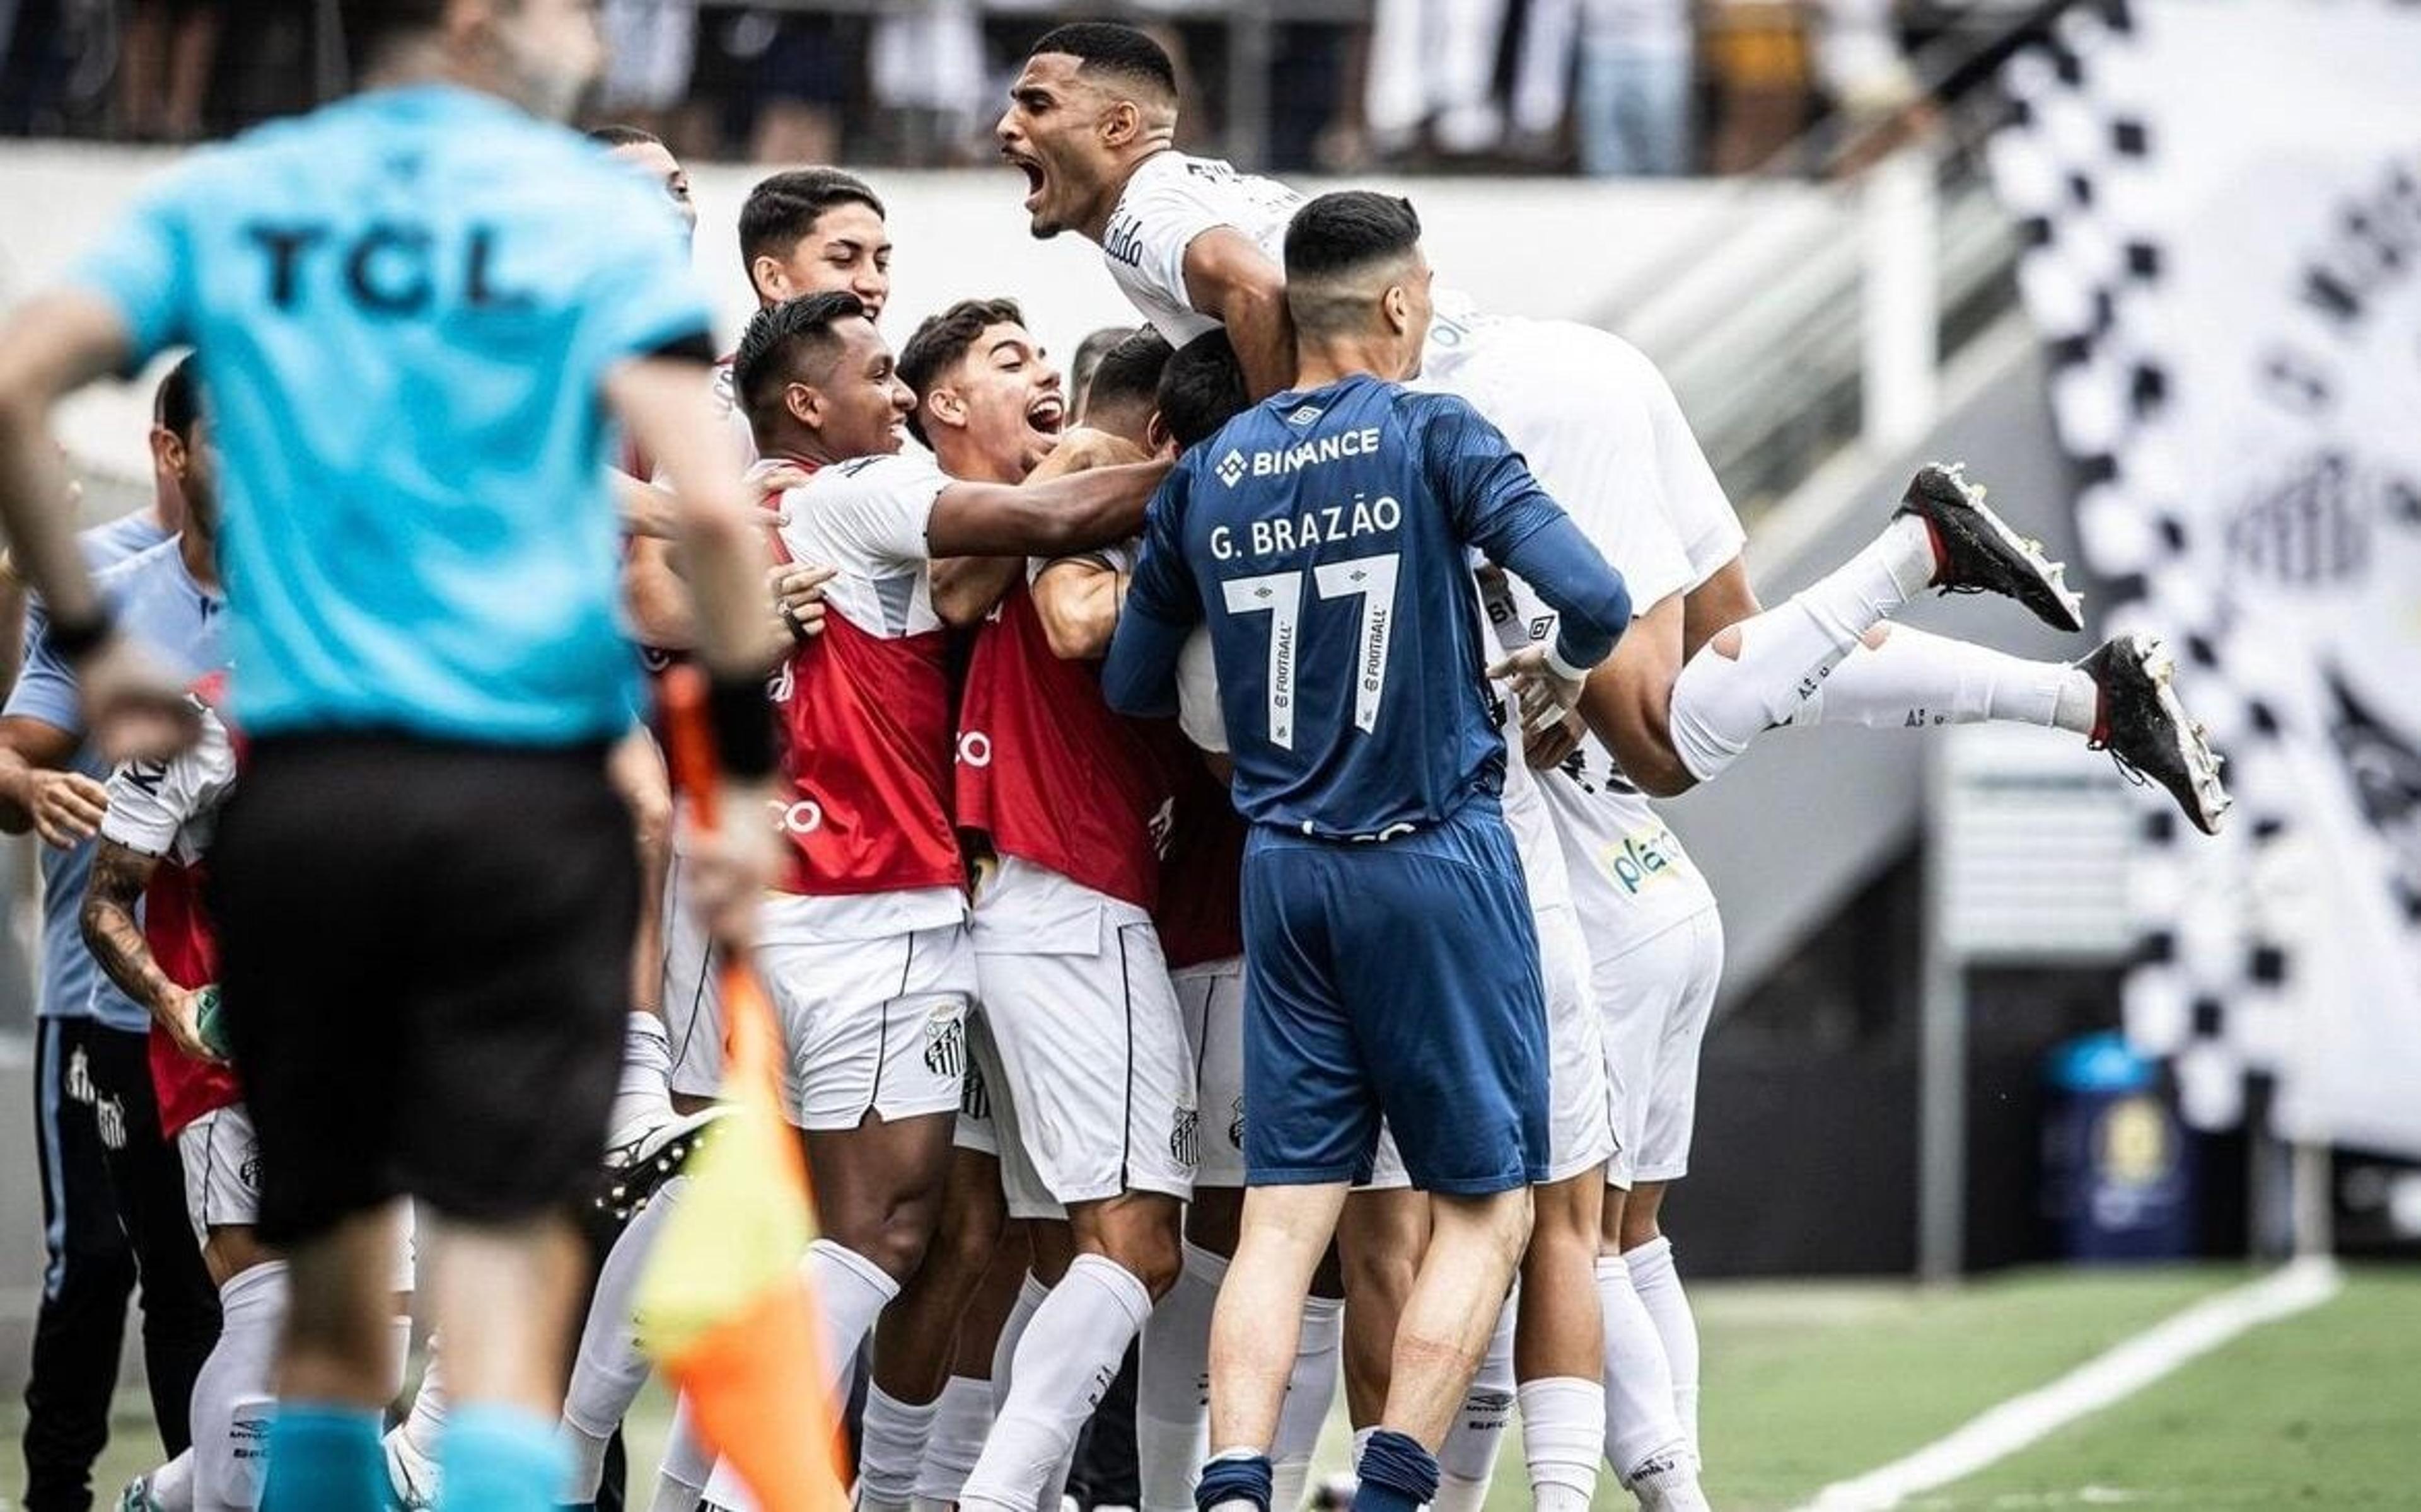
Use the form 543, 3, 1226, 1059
1987, 0, 2421, 1154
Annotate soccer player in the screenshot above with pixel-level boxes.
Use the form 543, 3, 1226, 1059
0, 6, 786, 1511
0, 358, 221, 1508
908, 304, 1202, 1512
1102, 190, 1637, 1512
994, 20, 2226, 834
80, 678, 271, 1512
690, 289, 1168, 1511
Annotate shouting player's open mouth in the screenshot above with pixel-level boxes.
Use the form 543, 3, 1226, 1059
1026, 392, 1066, 442
1006, 149, 1048, 214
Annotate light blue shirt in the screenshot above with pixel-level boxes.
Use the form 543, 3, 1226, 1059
8, 533, 223, 1030
68, 85, 713, 744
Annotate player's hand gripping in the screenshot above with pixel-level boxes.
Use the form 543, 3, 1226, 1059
160, 985, 227, 1066
769, 562, 834, 645
679, 782, 779, 953
1489, 643, 1589, 734
79, 635, 202, 766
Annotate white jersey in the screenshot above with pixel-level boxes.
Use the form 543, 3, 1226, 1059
1481, 569, 1716, 947
102, 700, 237, 863
1098, 149, 1746, 589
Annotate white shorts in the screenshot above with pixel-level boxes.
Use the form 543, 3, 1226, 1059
661, 850, 725, 1100
758, 924, 975, 1132
1174, 957, 1246, 1189
953, 1008, 1001, 1160
972, 858, 1195, 1218
1601, 907, 1724, 1188
1363, 904, 1615, 1191
178, 1104, 260, 1244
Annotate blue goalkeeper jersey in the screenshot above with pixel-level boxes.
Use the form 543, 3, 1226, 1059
1107, 373, 1631, 840
65, 84, 713, 745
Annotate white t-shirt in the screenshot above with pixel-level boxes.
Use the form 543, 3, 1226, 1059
1480, 569, 1716, 953
101, 701, 236, 863
765, 452, 963, 945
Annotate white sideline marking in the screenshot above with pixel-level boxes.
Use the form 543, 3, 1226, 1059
1794, 1257, 2343, 1512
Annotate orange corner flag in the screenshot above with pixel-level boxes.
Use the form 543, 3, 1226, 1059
634, 666, 846, 1512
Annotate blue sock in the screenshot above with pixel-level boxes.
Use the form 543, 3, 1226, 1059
261, 1401, 385, 1512
1352, 1429, 1439, 1512
438, 1402, 570, 1512
1195, 1450, 1274, 1512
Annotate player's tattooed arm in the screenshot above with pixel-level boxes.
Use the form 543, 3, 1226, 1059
929, 556, 1024, 631
79, 838, 184, 1029
1182, 228, 1296, 400
926, 455, 1172, 561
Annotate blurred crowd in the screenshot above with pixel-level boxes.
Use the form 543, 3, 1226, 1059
0, 0, 1965, 175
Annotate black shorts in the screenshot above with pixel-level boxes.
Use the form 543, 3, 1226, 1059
207, 734, 639, 1245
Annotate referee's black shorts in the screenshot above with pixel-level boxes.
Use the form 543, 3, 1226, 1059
207, 734, 639, 1245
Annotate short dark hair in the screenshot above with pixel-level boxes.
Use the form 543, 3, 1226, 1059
1284, 191, 1423, 284
733, 291, 869, 436
1069, 325, 1137, 412
1081, 330, 1172, 424
586, 124, 664, 149
154, 354, 200, 444
895, 298, 1028, 449
1157, 332, 1248, 453
1028, 22, 1178, 99
739, 169, 886, 274
339, 1, 449, 71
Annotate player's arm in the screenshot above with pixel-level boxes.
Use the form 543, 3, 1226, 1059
1183, 228, 1295, 400
925, 456, 1171, 561
0, 716, 94, 843
1572, 592, 1697, 797
1033, 556, 1126, 661
926, 429, 1146, 628
0, 292, 195, 761
80, 840, 168, 1011
0, 552, 30, 708
1101, 468, 1201, 716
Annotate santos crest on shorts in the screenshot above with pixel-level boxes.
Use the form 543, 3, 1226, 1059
1112, 373, 1630, 839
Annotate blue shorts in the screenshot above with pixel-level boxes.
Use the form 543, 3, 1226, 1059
1240, 796, 1550, 1196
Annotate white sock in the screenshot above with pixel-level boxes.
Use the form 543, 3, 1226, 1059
1666, 515, 1934, 781
990, 1271, 1052, 1416
1596, 1255, 1692, 1486
562, 1177, 683, 1499
1269, 1294, 1343, 1511
956, 1254, 1154, 1512
856, 1383, 940, 1512
1350, 1425, 1377, 1468
1625, 1237, 1703, 1458
1137, 1243, 1224, 1512
1787, 624, 2097, 735
806, 1237, 900, 1391
190, 1260, 286, 1510
1518, 1376, 1603, 1512
1632, 1453, 1712, 1512
1433, 1296, 1517, 1508
608, 1011, 677, 1146
911, 1375, 994, 1508
144, 1451, 194, 1512
655, 1391, 714, 1502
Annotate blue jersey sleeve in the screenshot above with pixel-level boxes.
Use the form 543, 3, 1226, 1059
5, 599, 83, 734
68, 166, 203, 366
1415, 393, 1631, 672
1101, 461, 1203, 718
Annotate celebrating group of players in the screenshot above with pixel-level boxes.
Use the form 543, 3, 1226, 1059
0, 8, 2234, 1512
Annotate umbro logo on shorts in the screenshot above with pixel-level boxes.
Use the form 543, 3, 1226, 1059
1228, 1095, 1246, 1151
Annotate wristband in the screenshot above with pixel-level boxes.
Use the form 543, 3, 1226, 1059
1543, 640, 1591, 684
47, 607, 115, 662
706, 671, 778, 782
